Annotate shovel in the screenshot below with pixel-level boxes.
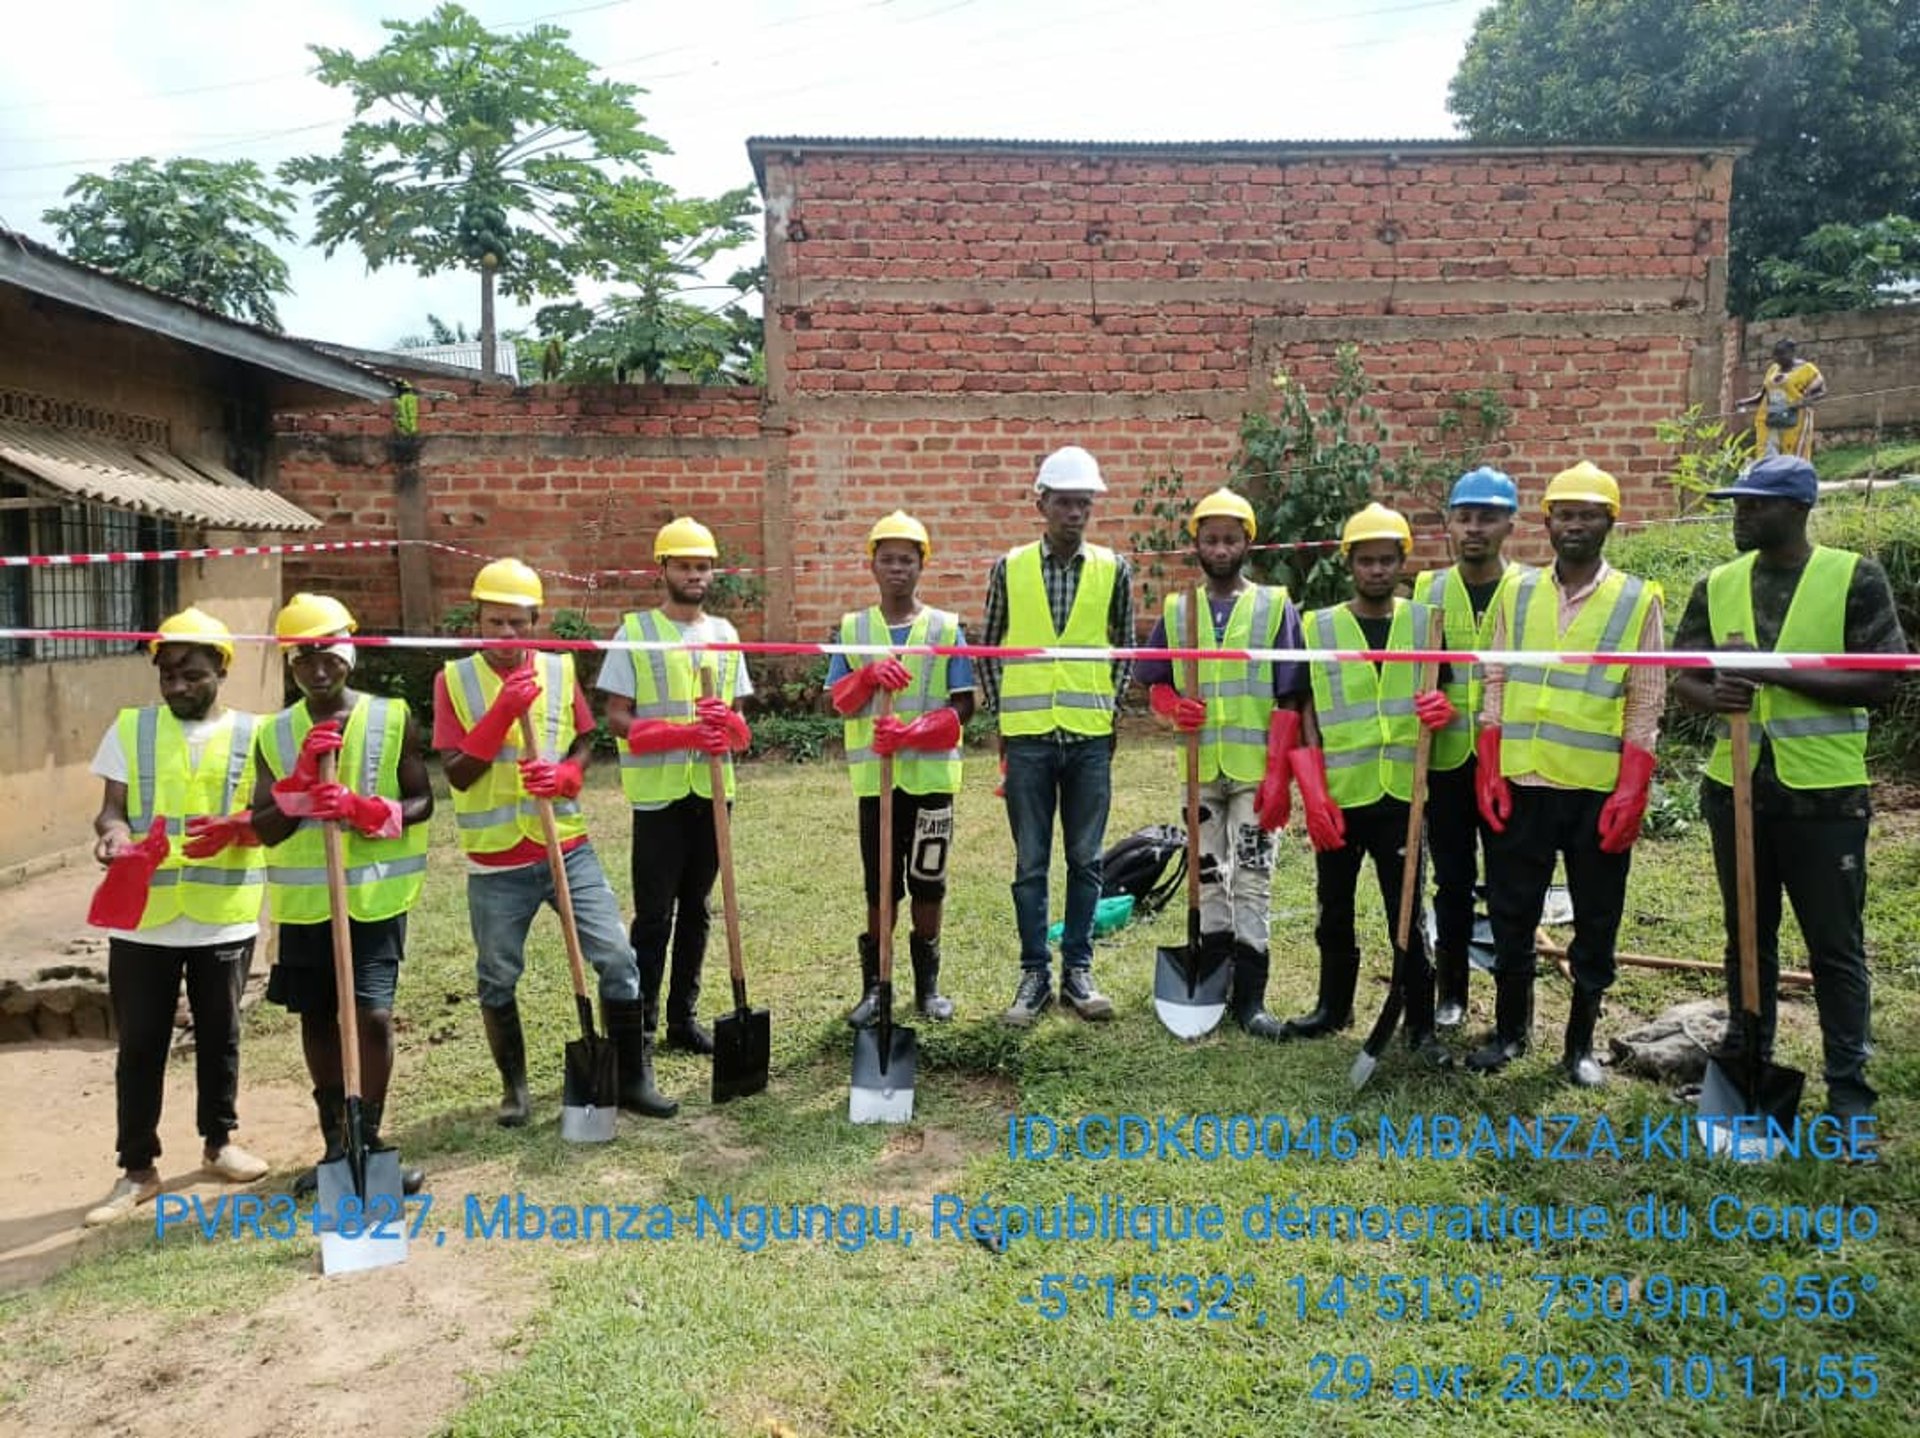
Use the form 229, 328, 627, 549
703, 666, 770, 1103
1154, 588, 1231, 1038
314, 751, 407, 1275
1695, 700, 1805, 1159
850, 690, 916, 1122
1351, 644, 1439, 1091
518, 712, 617, 1143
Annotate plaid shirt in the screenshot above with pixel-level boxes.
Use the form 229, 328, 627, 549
978, 540, 1135, 725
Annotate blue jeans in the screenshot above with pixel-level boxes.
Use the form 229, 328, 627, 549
469, 841, 640, 1007
1004, 736, 1112, 972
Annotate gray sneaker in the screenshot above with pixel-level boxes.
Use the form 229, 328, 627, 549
1003, 970, 1053, 1028
1059, 968, 1114, 1021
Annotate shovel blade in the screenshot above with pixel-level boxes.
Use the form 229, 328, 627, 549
1152, 943, 1230, 1039
711, 1005, 771, 1104
1694, 1053, 1806, 1161
561, 1034, 620, 1143
849, 1023, 917, 1124
316, 1146, 407, 1275
1348, 1050, 1380, 1091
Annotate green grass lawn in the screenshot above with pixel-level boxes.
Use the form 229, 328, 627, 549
6, 739, 1917, 1436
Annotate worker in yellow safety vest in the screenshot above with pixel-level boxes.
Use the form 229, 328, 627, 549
81, 607, 271, 1226
249, 593, 433, 1194
1470, 464, 1665, 1086
827, 511, 975, 1026
1286, 504, 1457, 1066
436, 558, 676, 1123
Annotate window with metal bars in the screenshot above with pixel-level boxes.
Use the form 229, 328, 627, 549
1, 481, 176, 662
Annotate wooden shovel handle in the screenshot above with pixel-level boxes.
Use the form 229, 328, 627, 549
875, 687, 896, 986
700, 666, 749, 1008
517, 711, 594, 1008
318, 748, 362, 1101
1183, 589, 1203, 914
1727, 635, 1760, 1020
1394, 623, 1441, 954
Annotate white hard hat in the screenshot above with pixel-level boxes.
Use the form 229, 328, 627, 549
1034, 445, 1107, 494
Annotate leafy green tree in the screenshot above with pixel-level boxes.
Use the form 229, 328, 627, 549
1448, 0, 1920, 316
1754, 216, 1920, 317
43, 157, 297, 329
282, 2, 753, 377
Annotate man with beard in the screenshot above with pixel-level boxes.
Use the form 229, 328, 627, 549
436, 558, 675, 1123
598, 517, 754, 1059
1133, 487, 1307, 1039
1411, 468, 1528, 1030
1471, 464, 1665, 1086
1672, 455, 1906, 1123
83, 607, 271, 1225
827, 511, 974, 1027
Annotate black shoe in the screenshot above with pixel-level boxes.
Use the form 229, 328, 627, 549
1466, 977, 1533, 1073
1407, 1030, 1456, 1071
910, 936, 955, 1022
1229, 942, 1289, 1042
480, 1001, 532, 1128
1561, 986, 1606, 1089
663, 1018, 714, 1055
1059, 967, 1114, 1021
605, 999, 679, 1119
1281, 1004, 1353, 1040
1002, 970, 1053, 1028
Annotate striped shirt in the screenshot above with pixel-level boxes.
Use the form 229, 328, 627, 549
978, 541, 1135, 723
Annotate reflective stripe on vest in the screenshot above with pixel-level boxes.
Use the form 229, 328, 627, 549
840, 607, 964, 797
1411, 564, 1525, 772
119, 706, 264, 927
1497, 568, 1658, 792
1163, 584, 1289, 783
258, 695, 428, 922
444, 652, 587, 853
1704, 547, 1869, 789
614, 610, 741, 804
997, 542, 1118, 737
1304, 600, 1435, 808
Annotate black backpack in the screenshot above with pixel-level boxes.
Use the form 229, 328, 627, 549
1098, 825, 1187, 918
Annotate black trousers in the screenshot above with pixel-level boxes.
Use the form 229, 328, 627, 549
1425, 757, 1488, 993
1314, 797, 1431, 1027
1486, 786, 1630, 997
1702, 783, 1875, 1115
628, 796, 722, 1029
108, 936, 254, 1171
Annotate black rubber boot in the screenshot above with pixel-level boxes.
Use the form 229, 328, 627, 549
664, 940, 711, 1054
1434, 948, 1470, 1030
360, 1098, 425, 1195
480, 1001, 532, 1128
1402, 952, 1454, 1070
605, 998, 678, 1118
291, 1084, 346, 1198
1562, 986, 1606, 1088
1229, 940, 1289, 1041
1283, 946, 1358, 1039
1466, 975, 1534, 1073
847, 933, 885, 1028
910, 935, 955, 1021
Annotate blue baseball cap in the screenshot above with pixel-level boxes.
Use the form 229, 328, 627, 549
1709, 455, 1817, 506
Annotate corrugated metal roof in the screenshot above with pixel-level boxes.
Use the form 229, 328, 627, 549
0, 420, 320, 531
391, 340, 520, 382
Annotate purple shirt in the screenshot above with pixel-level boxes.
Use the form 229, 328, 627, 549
1136, 588, 1309, 698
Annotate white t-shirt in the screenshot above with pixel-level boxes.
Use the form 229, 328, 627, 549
90, 710, 262, 948
596, 612, 755, 700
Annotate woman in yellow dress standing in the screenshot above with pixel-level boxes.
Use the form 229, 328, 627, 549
1739, 337, 1826, 458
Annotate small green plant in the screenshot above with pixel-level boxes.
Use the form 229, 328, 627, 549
439, 599, 479, 635
1655, 404, 1751, 512
705, 547, 766, 618
1129, 468, 1193, 613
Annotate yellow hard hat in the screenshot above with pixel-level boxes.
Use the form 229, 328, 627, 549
1340, 502, 1413, 556
274, 592, 358, 645
1188, 487, 1258, 542
867, 509, 931, 557
150, 606, 234, 665
654, 516, 719, 562
471, 557, 544, 608
1542, 461, 1621, 516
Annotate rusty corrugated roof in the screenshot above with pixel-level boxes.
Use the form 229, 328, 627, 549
0, 420, 320, 531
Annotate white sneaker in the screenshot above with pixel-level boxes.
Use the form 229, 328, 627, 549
84, 1173, 161, 1227
204, 1143, 270, 1183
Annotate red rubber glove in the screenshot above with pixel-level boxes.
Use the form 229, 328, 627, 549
697, 707, 752, 754
310, 783, 403, 839
1149, 682, 1208, 733
1413, 688, 1457, 732
1474, 725, 1511, 833
519, 757, 584, 799
460, 667, 540, 762
1288, 746, 1347, 853
87, 817, 170, 928
182, 812, 259, 859
1597, 742, 1657, 855
1254, 709, 1301, 832
625, 719, 701, 755
873, 707, 962, 756
290, 720, 343, 787
829, 659, 912, 715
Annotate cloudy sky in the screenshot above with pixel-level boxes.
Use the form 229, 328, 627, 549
0, 0, 1488, 348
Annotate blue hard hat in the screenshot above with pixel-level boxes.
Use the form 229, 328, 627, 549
1448, 466, 1519, 511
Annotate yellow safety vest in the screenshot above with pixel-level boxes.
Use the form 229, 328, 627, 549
1305, 600, 1436, 808
258, 695, 428, 923
997, 542, 1118, 738
1705, 547, 1868, 789
839, 607, 964, 797
614, 610, 744, 805
118, 706, 264, 927
1163, 585, 1290, 784
1411, 563, 1526, 772
444, 651, 589, 855
1498, 568, 1660, 792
